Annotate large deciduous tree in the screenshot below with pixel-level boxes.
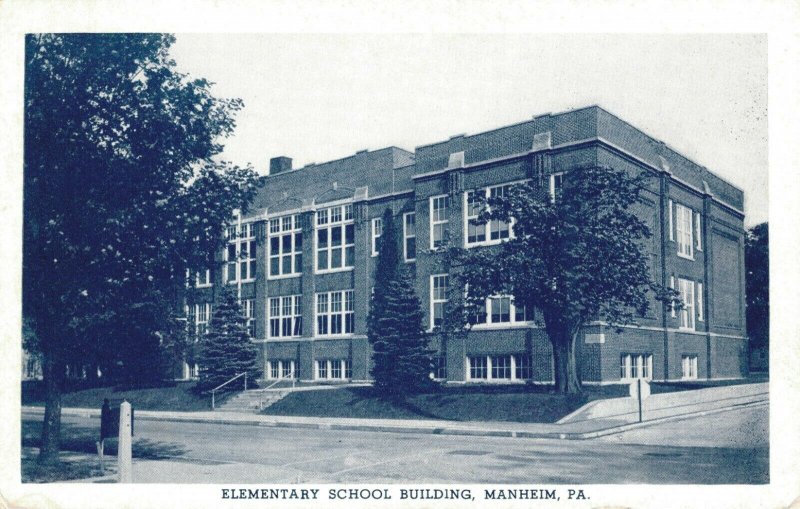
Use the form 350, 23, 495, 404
745, 222, 769, 360
455, 165, 676, 394
24, 34, 259, 462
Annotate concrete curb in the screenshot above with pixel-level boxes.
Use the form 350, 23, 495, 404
22, 398, 768, 441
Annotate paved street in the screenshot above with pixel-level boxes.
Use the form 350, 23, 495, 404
23, 404, 768, 484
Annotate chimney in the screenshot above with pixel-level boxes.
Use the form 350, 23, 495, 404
269, 156, 293, 175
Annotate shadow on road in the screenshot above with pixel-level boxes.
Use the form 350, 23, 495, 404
22, 420, 188, 460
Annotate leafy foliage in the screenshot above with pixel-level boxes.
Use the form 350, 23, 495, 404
368, 209, 432, 398
745, 223, 769, 350
454, 165, 676, 393
23, 33, 259, 460
196, 291, 260, 392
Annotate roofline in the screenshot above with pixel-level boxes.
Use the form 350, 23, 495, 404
414, 104, 598, 151
261, 145, 414, 180
592, 105, 745, 195
412, 136, 745, 218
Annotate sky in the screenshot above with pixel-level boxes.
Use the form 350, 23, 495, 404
170, 34, 768, 226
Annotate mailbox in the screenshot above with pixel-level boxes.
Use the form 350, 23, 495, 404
100, 398, 134, 440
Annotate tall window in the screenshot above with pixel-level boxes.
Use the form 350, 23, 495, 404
620, 353, 653, 380
403, 212, 416, 261
188, 302, 212, 337
697, 282, 704, 322
549, 172, 564, 203
242, 298, 255, 337
681, 355, 698, 380
225, 223, 256, 283
371, 217, 383, 256
430, 274, 448, 329
316, 290, 354, 336
678, 278, 695, 330
469, 296, 528, 326
316, 204, 355, 272
186, 304, 196, 338
268, 295, 302, 338
675, 203, 694, 259
668, 200, 674, 242
269, 214, 302, 278
465, 184, 513, 246
429, 195, 449, 249
695, 212, 703, 251
466, 190, 486, 244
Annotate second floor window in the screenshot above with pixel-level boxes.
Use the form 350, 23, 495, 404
430, 195, 450, 249
430, 274, 448, 329
677, 278, 695, 330
316, 290, 354, 336
269, 214, 302, 278
225, 223, 256, 283
268, 295, 302, 338
469, 295, 528, 326
316, 204, 355, 272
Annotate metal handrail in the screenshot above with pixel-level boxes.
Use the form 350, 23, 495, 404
211, 372, 248, 410
257, 377, 297, 410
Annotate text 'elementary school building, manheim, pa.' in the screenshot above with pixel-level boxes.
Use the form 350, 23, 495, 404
180, 105, 748, 386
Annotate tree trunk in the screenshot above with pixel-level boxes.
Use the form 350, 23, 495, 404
551, 327, 582, 394
38, 353, 63, 463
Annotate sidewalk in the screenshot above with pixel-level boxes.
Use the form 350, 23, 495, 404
22, 382, 769, 441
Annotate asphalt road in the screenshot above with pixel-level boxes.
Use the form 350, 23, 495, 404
23, 405, 768, 484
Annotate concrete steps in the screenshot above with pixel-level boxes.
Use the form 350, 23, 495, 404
217, 389, 289, 413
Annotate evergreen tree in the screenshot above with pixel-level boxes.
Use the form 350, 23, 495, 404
381, 272, 434, 397
368, 209, 432, 398
367, 209, 401, 391
196, 291, 260, 392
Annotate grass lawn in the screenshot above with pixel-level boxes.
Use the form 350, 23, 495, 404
262, 376, 768, 423
22, 450, 111, 483
262, 384, 618, 423
22, 381, 227, 412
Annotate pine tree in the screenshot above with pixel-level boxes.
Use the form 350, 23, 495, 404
381, 272, 434, 398
196, 291, 260, 392
368, 209, 432, 398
